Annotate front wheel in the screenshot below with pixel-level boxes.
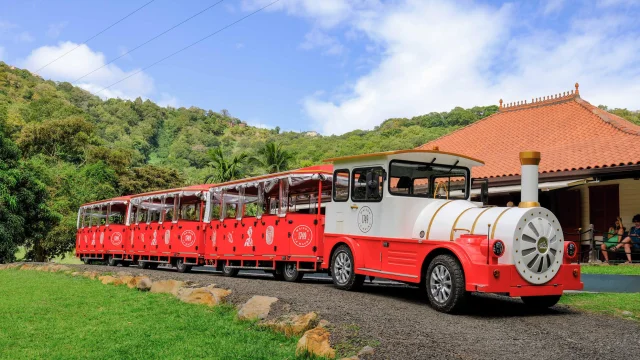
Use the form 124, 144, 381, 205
121, 261, 130, 267
138, 261, 150, 269
176, 259, 192, 273
331, 245, 365, 290
222, 262, 239, 277
425, 254, 468, 313
282, 263, 303, 282
521, 295, 561, 309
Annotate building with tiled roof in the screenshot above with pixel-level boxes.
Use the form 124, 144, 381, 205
419, 84, 640, 245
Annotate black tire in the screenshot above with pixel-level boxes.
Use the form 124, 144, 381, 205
521, 295, 561, 309
107, 256, 118, 267
176, 259, 192, 273
121, 262, 130, 267
282, 263, 304, 282
82, 257, 91, 265
425, 254, 468, 313
271, 270, 285, 281
222, 262, 239, 277
138, 261, 150, 269
148, 263, 159, 270
331, 245, 365, 290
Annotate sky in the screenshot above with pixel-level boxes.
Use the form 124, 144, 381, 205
1, 0, 639, 135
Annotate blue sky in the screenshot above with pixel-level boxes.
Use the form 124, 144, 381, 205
1, 0, 639, 134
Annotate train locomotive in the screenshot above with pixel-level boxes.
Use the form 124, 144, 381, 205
76, 149, 583, 313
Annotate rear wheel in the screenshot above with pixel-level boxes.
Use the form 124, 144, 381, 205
107, 256, 118, 267
521, 295, 561, 309
331, 245, 365, 290
121, 261, 130, 267
138, 261, 150, 269
282, 263, 304, 282
176, 259, 192, 273
148, 263, 159, 270
222, 262, 239, 277
82, 257, 91, 265
426, 254, 468, 313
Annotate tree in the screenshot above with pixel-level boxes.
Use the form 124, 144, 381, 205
251, 142, 295, 174
0, 132, 58, 263
16, 115, 94, 163
118, 165, 185, 195
205, 148, 248, 183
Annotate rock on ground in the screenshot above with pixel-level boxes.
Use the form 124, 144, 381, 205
262, 312, 318, 336
98, 275, 119, 285
150, 280, 185, 295
237, 295, 279, 320
135, 277, 153, 291
296, 326, 336, 359
176, 287, 232, 307
358, 346, 375, 357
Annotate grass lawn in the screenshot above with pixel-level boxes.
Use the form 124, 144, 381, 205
560, 293, 640, 321
580, 264, 640, 275
0, 270, 310, 360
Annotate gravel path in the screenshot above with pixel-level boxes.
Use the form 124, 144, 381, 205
70, 264, 639, 360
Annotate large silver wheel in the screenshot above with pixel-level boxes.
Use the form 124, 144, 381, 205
331, 245, 365, 290
425, 254, 468, 313
430, 264, 452, 304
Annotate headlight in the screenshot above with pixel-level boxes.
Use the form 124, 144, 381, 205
567, 242, 576, 258
492, 240, 505, 257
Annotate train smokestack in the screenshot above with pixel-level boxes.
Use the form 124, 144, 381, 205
519, 151, 541, 208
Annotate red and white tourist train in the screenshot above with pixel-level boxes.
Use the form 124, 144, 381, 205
76, 149, 583, 312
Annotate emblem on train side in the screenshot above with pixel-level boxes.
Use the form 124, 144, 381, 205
211, 230, 217, 247
99, 232, 104, 245
111, 232, 123, 246
227, 232, 234, 244
84, 235, 88, 244
265, 225, 275, 245
164, 230, 170, 245
292, 225, 313, 247
181, 230, 196, 247
151, 230, 157, 246
357, 206, 373, 233
244, 227, 254, 247
91, 232, 96, 246
130, 231, 134, 246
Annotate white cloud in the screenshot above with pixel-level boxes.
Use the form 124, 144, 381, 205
247, 119, 275, 129
47, 22, 67, 38
157, 92, 179, 108
20, 41, 155, 100
14, 31, 34, 43
255, 0, 640, 135
300, 28, 344, 55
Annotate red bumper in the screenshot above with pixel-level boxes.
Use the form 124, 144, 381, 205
466, 264, 583, 297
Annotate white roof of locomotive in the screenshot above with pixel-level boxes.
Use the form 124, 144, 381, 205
324, 149, 484, 168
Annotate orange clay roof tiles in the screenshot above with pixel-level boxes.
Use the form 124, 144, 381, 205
418, 93, 640, 179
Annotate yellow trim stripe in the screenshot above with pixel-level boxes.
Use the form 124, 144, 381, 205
470, 207, 492, 234
491, 208, 513, 239
450, 206, 475, 241
426, 201, 454, 239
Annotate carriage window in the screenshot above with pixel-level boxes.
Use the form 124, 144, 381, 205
108, 204, 126, 225
164, 197, 176, 222
180, 201, 201, 221
135, 205, 147, 224
351, 167, 384, 202
209, 197, 221, 220
333, 169, 349, 202
83, 209, 91, 228
388, 160, 469, 199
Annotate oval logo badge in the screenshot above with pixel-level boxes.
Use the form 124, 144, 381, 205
265, 225, 275, 245
111, 232, 123, 246
357, 206, 373, 233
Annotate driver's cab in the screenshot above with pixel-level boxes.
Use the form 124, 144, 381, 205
324, 149, 485, 240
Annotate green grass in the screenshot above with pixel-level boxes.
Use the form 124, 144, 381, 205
560, 293, 640, 321
0, 270, 310, 360
580, 264, 640, 275
14, 246, 83, 264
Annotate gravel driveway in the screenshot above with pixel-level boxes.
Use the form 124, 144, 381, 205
70, 264, 639, 360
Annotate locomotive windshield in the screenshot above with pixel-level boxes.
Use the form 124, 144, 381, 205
388, 160, 469, 199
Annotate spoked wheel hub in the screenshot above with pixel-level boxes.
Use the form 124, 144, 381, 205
430, 264, 452, 304
334, 252, 352, 285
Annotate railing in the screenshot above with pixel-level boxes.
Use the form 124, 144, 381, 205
564, 225, 640, 263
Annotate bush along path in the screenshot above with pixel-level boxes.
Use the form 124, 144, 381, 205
0, 263, 375, 360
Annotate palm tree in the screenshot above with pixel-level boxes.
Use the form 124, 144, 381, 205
204, 148, 248, 183
251, 142, 295, 174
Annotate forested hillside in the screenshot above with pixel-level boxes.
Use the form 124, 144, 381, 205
1, 62, 637, 262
